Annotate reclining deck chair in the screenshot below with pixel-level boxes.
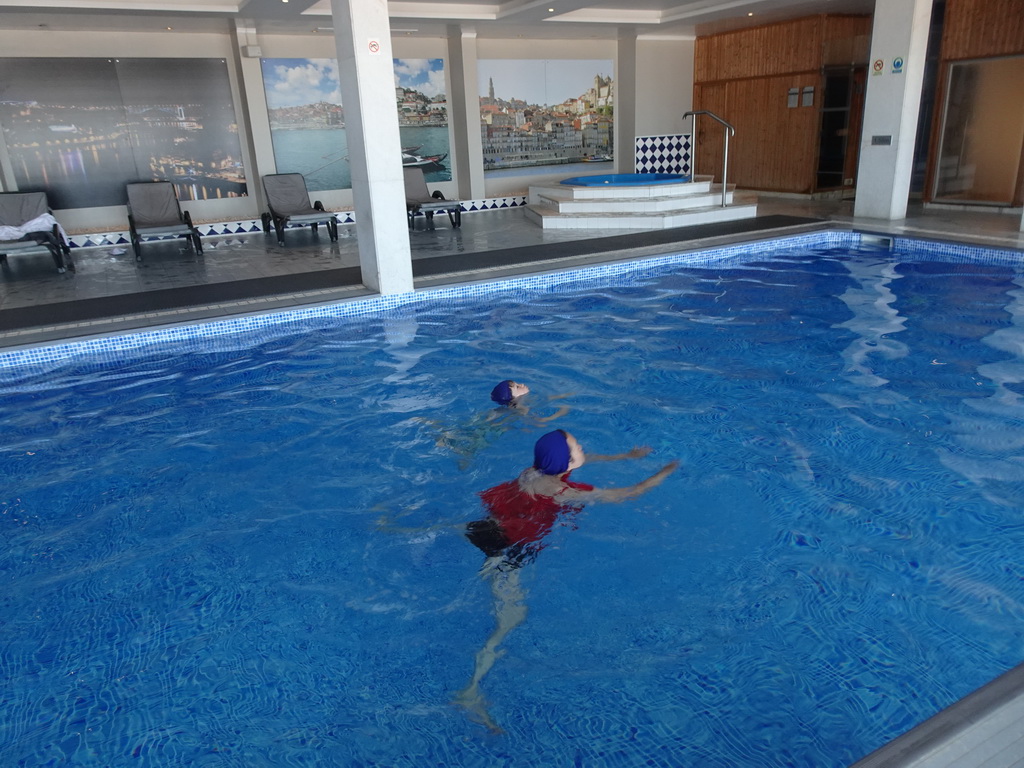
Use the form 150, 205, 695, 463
0, 191, 73, 273
261, 173, 338, 247
404, 168, 461, 229
126, 181, 203, 261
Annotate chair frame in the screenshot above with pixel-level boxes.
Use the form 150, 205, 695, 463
261, 173, 339, 247
404, 168, 462, 230
0, 191, 73, 274
126, 181, 203, 261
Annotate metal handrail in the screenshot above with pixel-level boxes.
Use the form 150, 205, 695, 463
683, 110, 735, 208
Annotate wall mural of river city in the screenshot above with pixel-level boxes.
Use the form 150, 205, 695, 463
260, 57, 451, 192
0, 58, 246, 210
479, 59, 614, 173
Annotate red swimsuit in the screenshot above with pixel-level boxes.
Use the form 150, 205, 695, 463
478, 470, 594, 547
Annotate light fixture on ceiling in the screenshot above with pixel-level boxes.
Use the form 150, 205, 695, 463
747, 11, 754, 15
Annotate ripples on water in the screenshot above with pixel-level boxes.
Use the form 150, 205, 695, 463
2, 245, 1023, 766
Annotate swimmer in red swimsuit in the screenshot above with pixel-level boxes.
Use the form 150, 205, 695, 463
455, 429, 678, 730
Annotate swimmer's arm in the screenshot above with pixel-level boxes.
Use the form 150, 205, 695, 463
586, 446, 653, 462
547, 392, 574, 401
535, 405, 571, 423
559, 461, 679, 503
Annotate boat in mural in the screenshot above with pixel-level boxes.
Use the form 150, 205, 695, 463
402, 151, 447, 168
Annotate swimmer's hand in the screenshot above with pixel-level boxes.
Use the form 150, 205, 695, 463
626, 460, 679, 498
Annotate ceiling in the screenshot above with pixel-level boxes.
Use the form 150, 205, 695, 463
0, 0, 876, 39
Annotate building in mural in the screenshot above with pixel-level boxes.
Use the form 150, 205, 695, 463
260, 57, 451, 192
478, 61, 614, 171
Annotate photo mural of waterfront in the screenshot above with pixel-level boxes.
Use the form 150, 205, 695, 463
0, 58, 246, 209
478, 59, 614, 173
260, 58, 451, 192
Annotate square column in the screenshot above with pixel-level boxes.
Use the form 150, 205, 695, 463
331, 0, 413, 295
447, 25, 485, 200
854, 0, 934, 220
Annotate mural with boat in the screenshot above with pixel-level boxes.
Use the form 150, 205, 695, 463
261, 58, 451, 191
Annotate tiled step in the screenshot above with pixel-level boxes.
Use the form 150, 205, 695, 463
524, 202, 759, 230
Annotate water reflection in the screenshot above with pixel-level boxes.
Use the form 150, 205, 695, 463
834, 257, 908, 389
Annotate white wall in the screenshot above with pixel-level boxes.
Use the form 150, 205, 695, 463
636, 38, 694, 137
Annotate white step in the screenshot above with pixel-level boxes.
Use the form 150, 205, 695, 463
535, 189, 735, 214
524, 202, 759, 230
529, 179, 712, 203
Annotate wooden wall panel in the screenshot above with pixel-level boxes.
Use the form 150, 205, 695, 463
822, 15, 873, 66
695, 17, 823, 82
694, 13, 871, 192
940, 0, 1024, 60
694, 74, 820, 192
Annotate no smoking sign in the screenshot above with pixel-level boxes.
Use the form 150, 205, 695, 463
368, 39, 381, 55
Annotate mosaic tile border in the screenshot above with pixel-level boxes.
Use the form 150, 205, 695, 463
891, 236, 1024, 265
65, 197, 529, 249
0, 230, 856, 378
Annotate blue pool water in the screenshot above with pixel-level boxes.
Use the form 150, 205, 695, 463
560, 172, 690, 186
2, 235, 1024, 767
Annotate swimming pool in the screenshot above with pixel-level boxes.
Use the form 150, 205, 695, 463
2, 232, 1023, 767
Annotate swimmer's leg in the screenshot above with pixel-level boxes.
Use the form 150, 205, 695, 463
453, 559, 528, 732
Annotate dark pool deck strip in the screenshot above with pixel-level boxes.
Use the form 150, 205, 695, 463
0, 214, 821, 334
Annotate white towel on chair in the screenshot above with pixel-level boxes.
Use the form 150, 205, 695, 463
0, 213, 69, 245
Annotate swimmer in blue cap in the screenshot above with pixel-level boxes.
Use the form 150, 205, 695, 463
421, 379, 571, 468
489, 379, 528, 405
456, 429, 678, 730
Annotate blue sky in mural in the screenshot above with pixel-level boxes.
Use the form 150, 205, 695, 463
260, 58, 445, 109
478, 59, 613, 106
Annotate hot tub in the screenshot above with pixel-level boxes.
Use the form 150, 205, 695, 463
560, 173, 690, 186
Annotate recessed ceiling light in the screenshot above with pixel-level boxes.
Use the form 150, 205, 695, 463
166, 26, 173, 30
747, 11, 754, 15
548, 7, 554, 11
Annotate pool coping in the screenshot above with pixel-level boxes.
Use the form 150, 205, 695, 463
850, 661, 1024, 768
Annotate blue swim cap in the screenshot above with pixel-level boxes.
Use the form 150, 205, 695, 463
534, 430, 570, 475
490, 380, 513, 404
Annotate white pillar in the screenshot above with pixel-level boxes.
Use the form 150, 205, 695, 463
446, 25, 485, 200
616, 28, 637, 173
330, 0, 413, 295
854, 0, 933, 220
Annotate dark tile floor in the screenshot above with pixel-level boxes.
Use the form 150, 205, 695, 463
1, 196, 1021, 350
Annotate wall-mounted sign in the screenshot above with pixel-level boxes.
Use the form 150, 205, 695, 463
368, 39, 381, 55
872, 59, 884, 76
892, 56, 904, 74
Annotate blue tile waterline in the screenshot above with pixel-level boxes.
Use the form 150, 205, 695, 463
1, 229, 1020, 379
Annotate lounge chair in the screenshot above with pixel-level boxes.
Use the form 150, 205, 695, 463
0, 191, 73, 273
261, 173, 338, 247
404, 168, 462, 229
126, 181, 203, 261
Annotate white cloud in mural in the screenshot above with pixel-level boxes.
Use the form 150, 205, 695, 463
262, 58, 342, 108
394, 58, 446, 99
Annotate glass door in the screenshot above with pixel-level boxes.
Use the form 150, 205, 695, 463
933, 56, 1024, 205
